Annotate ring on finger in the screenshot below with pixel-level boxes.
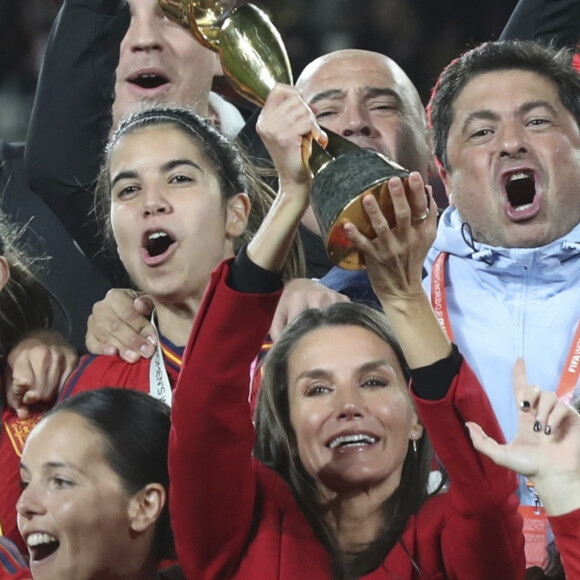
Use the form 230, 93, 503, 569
411, 208, 430, 222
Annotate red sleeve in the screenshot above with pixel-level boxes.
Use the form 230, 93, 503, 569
549, 508, 580, 579
169, 260, 282, 580
412, 361, 526, 580
0, 538, 31, 580
58, 355, 103, 400
58, 354, 142, 400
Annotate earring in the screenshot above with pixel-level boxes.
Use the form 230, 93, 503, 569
412, 439, 417, 454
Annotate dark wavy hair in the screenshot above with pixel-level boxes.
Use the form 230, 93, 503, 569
95, 105, 304, 281
0, 213, 52, 356
428, 40, 580, 171
254, 302, 440, 579
44, 388, 174, 561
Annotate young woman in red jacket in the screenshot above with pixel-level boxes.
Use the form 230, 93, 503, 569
17, 388, 183, 580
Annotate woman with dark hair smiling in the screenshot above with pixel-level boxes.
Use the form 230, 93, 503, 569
168, 84, 525, 579
17, 388, 181, 580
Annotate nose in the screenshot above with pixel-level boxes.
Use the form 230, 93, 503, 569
142, 188, 171, 217
335, 387, 364, 420
498, 122, 528, 159
17, 484, 46, 520
339, 105, 377, 139
124, 12, 164, 53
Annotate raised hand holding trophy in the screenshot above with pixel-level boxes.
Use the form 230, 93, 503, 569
158, 0, 416, 269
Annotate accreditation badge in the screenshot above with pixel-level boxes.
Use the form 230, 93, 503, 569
518, 505, 548, 568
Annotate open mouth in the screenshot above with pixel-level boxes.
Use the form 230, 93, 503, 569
144, 230, 176, 259
504, 171, 537, 213
129, 72, 169, 90
27, 532, 60, 563
327, 433, 378, 450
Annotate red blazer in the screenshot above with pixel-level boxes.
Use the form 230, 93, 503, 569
169, 260, 525, 579
0, 405, 45, 553
550, 508, 580, 579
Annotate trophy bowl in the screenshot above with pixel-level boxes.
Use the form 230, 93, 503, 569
310, 149, 411, 270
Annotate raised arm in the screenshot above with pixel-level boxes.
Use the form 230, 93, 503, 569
25, 0, 129, 276
343, 174, 447, 368
169, 84, 317, 579
345, 179, 525, 579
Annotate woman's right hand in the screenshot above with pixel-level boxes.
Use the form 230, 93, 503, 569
256, 83, 327, 195
249, 84, 326, 273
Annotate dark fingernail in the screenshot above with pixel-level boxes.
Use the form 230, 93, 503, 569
544, 425, 551, 435
533, 421, 542, 432
520, 400, 531, 411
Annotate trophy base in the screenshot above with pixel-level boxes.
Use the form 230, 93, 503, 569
310, 149, 409, 270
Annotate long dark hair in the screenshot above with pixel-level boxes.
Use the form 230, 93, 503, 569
0, 213, 52, 356
95, 105, 304, 281
44, 388, 174, 561
254, 302, 438, 579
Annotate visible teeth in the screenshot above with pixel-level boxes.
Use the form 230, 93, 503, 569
514, 203, 533, 212
148, 231, 168, 241
508, 171, 532, 182
27, 533, 58, 547
328, 434, 378, 449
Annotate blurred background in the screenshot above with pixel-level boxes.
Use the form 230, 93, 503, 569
0, 0, 515, 142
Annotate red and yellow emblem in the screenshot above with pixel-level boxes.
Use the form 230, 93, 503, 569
3, 415, 42, 457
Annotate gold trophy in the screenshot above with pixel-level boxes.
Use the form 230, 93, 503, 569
158, 0, 412, 269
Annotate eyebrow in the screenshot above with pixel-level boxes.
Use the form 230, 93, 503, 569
518, 99, 559, 116
20, 460, 85, 475
460, 100, 560, 133
460, 109, 500, 133
308, 89, 345, 105
363, 87, 401, 103
308, 87, 401, 106
294, 359, 394, 383
110, 158, 203, 189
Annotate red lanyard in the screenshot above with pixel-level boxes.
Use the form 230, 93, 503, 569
429, 251, 580, 567
430, 252, 580, 402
